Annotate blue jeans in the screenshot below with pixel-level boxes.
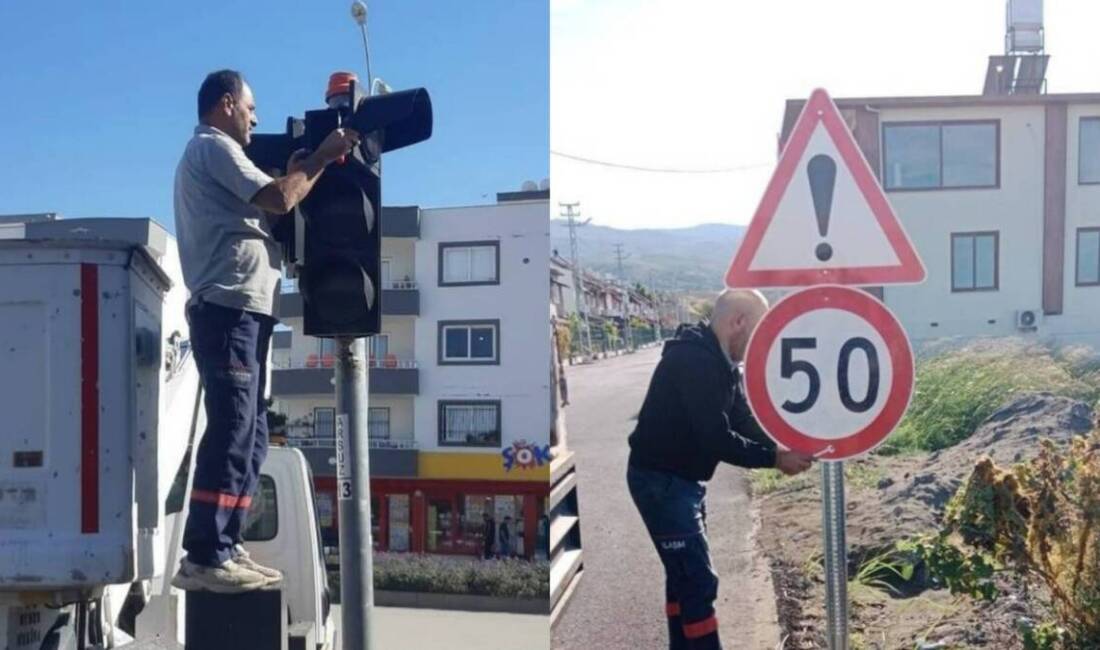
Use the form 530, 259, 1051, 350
182, 302, 275, 566
627, 464, 721, 650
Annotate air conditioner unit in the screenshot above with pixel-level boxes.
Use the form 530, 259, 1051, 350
1016, 309, 1041, 331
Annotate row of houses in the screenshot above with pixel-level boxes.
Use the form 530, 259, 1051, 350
269, 189, 552, 559
549, 253, 671, 353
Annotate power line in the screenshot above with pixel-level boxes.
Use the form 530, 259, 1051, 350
551, 150, 773, 175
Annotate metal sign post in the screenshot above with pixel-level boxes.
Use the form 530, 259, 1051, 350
336, 336, 374, 650
821, 461, 849, 650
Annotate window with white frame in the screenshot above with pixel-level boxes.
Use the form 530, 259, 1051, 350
883, 121, 999, 190
368, 407, 390, 440
439, 242, 499, 286
439, 320, 499, 365
314, 407, 335, 438
439, 401, 501, 447
1081, 118, 1100, 184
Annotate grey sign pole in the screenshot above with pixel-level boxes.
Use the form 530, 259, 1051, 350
822, 460, 849, 650
336, 336, 374, 650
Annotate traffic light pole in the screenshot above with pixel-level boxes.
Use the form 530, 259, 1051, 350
335, 336, 374, 650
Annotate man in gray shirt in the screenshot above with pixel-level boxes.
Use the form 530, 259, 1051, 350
172, 69, 359, 593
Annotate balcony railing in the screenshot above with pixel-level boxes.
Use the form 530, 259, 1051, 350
385, 280, 418, 290
280, 279, 418, 294
273, 355, 419, 370
285, 436, 418, 450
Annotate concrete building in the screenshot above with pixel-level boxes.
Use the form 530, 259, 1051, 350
270, 192, 551, 559
778, 82, 1100, 347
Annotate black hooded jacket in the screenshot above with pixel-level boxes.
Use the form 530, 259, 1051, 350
628, 321, 777, 481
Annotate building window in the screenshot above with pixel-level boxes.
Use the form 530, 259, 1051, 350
427, 496, 456, 552
883, 121, 999, 190
242, 475, 278, 542
439, 400, 502, 447
1080, 118, 1100, 185
439, 241, 500, 286
438, 320, 499, 365
1076, 228, 1100, 286
382, 258, 392, 288
951, 232, 999, 292
314, 407, 336, 438
369, 334, 390, 363
368, 407, 391, 440
388, 494, 411, 552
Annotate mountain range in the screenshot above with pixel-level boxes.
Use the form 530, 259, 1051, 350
549, 220, 746, 292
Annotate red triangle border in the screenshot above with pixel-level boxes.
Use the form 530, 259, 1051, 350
725, 88, 926, 288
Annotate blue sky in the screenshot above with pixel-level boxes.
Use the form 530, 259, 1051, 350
0, 1, 548, 232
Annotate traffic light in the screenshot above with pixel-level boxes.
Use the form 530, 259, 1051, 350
245, 73, 432, 337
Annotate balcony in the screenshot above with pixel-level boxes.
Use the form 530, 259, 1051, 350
271, 356, 420, 396
380, 206, 420, 238
285, 437, 417, 478
276, 282, 419, 319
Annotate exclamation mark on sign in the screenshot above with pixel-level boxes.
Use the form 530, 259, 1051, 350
807, 154, 837, 262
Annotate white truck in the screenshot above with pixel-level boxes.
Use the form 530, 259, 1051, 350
0, 216, 335, 650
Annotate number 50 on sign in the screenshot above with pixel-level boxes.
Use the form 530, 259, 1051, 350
743, 285, 914, 461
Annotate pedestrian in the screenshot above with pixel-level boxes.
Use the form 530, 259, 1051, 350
498, 516, 514, 558
482, 511, 496, 560
172, 69, 360, 593
627, 289, 816, 649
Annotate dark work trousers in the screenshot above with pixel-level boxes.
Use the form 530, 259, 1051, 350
182, 301, 276, 567
627, 463, 721, 650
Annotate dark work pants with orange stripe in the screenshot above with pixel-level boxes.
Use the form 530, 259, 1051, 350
183, 302, 276, 567
628, 464, 721, 650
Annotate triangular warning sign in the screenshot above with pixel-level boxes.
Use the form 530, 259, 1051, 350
726, 88, 926, 288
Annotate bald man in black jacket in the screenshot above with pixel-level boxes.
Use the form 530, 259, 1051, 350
627, 289, 815, 650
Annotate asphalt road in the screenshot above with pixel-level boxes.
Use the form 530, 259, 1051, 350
551, 346, 779, 650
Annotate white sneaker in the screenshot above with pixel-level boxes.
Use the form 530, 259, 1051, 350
170, 558, 268, 594
233, 544, 284, 584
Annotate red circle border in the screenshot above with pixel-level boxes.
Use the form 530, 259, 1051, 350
743, 285, 914, 460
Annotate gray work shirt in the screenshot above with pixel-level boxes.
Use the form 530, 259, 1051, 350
173, 124, 282, 316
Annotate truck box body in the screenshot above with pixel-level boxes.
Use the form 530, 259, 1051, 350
0, 219, 195, 591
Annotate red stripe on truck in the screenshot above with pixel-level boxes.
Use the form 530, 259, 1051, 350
80, 264, 100, 534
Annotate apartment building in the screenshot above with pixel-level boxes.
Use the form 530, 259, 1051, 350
270, 191, 551, 559
777, 72, 1100, 347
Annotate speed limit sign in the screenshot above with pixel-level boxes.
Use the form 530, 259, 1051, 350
743, 284, 914, 460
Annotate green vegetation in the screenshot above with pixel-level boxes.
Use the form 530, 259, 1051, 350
855, 433, 1100, 648
330, 554, 549, 600
880, 341, 1100, 455
748, 468, 812, 495
373, 553, 549, 599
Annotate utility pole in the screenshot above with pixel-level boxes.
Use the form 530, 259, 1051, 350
612, 243, 634, 351
560, 201, 594, 359
648, 272, 662, 340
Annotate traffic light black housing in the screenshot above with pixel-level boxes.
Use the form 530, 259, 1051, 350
245, 78, 432, 338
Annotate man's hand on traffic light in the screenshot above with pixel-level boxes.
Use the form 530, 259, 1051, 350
316, 128, 362, 164
774, 449, 815, 476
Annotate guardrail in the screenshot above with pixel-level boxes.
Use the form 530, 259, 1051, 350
285, 437, 418, 450
549, 451, 583, 627
280, 279, 418, 293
